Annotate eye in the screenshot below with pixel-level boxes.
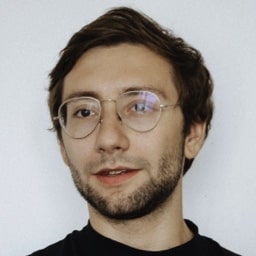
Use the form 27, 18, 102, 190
129, 100, 156, 114
68, 101, 99, 119
133, 102, 151, 112
73, 107, 97, 118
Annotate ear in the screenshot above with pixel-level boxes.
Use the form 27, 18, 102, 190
184, 122, 206, 159
59, 140, 69, 166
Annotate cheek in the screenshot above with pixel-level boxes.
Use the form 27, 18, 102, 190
62, 136, 92, 169
140, 120, 184, 160
152, 116, 183, 145
131, 129, 179, 159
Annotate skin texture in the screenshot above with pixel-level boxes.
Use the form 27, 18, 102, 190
60, 43, 206, 251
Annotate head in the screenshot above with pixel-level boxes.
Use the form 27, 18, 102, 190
49, 7, 213, 174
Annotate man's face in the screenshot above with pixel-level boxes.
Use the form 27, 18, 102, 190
60, 43, 202, 220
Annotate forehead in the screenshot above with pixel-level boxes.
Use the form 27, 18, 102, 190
63, 43, 178, 101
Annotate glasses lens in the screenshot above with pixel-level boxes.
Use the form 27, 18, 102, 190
59, 97, 100, 138
116, 91, 161, 132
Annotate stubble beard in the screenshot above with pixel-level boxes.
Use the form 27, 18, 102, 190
68, 140, 184, 221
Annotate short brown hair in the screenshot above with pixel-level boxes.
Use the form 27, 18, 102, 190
48, 7, 214, 174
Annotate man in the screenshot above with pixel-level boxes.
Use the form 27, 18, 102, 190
29, 7, 240, 256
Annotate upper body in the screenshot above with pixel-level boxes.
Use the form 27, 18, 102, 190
29, 220, 240, 256
29, 7, 240, 255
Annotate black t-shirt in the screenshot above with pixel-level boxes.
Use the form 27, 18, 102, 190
28, 220, 241, 256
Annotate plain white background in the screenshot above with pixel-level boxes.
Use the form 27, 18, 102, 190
0, 1, 255, 255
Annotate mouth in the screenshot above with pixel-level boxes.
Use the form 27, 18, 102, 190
97, 169, 133, 176
95, 167, 140, 185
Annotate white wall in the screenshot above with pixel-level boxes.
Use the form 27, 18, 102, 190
0, 1, 255, 255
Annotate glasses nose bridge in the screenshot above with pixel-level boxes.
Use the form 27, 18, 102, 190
100, 98, 117, 104
99, 98, 121, 122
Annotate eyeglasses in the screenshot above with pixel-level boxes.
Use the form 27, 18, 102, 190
53, 90, 179, 139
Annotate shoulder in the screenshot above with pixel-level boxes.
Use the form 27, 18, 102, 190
195, 235, 241, 256
27, 226, 89, 256
185, 220, 241, 256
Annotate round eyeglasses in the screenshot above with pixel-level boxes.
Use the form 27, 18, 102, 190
53, 90, 179, 139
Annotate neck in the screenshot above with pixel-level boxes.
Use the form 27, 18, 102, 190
88, 180, 193, 251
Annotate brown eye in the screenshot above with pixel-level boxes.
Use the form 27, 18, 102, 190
74, 108, 92, 118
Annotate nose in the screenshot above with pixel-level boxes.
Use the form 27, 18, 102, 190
94, 101, 129, 154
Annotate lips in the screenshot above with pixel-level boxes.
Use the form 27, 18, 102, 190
95, 167, 139, 186
97, 168, 132, 176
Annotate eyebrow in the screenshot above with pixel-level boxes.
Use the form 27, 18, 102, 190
63, 85, 168, 101
63, 91, 101, 101
122, 85, 168, 99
